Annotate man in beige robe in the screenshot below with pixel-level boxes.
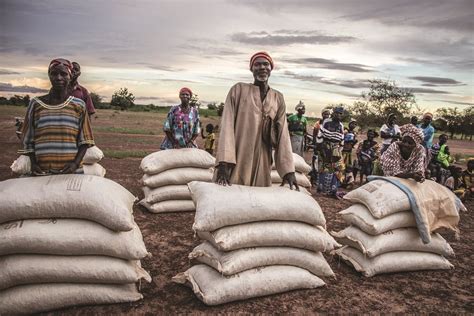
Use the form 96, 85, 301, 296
215, 51, 298, 188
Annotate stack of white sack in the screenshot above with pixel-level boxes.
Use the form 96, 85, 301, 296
82, 145, 106, 177
10, 145, 106, 177
139, 149, 215, 213
0, 175, 151, 314
271, 152, 312, 189
172, 181, 339, 306
332, 178, 460, 277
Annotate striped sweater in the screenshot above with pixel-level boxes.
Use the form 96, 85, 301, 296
20, 96, 94, 171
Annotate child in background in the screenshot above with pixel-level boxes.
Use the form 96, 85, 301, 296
455, 158, 474, 201
356, 129, 379, 184
201, 123, 216, 155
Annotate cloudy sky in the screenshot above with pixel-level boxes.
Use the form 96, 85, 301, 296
0, 0, 472, 115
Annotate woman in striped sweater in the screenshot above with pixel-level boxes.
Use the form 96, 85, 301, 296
19, 58, 95, 175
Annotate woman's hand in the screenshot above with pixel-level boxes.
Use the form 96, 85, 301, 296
413, 171, 425, 183
61, 162, 79, 174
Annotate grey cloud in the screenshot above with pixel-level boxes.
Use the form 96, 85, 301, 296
0, 69, 20, 75
409, 76, 464, 86
0, 82, 48, 93
284, 57, 373, 72
407, 87, 451, 95
231, 30, 355, 46
283, 71, 370, 89
436, 99, 473, 105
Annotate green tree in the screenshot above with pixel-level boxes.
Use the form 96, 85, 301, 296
207, 102, 217, 110
217, 102, 225, 116
110, 88, 135, 110
90, 92, 102, 108
436, 107, 463, 139
461, 105, 473, 141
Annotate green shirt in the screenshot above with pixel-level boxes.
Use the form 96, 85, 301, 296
288, 114, 308, 136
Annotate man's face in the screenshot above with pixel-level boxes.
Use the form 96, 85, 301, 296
322, 111, 330, 120
333, 111, 343, 121
72, 63, 81, 80
389, 116, 396, 125
367, 131, 375, 140
439, 135, 448, 144
297, 108, 305, 115
252, 57, 272, 82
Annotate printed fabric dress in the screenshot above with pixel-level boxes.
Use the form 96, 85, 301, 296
160, 105, 200, 149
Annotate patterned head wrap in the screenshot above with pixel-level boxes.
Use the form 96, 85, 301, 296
295, 101, 305, 111
249, 51, 274, 70
48, 58, 73, 75
400, 124, 424, 144
179, 87, 193, 96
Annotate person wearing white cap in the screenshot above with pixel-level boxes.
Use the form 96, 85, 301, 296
287, 101, 308, 157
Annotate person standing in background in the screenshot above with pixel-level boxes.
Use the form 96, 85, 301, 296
418, 112, 435, 150
380, 113, 401, 155
287, 101, 308, 157
70, 62, 96, 116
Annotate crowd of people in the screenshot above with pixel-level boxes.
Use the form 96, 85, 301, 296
16, 53, 473, 202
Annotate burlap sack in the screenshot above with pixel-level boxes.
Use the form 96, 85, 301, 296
272, 153, 311, 174
339, 204, 416, 235
0, 219, 149, 259
331, 226, 454, 257
0, 255, 151, 290
0, 283, 142, 314
83, 146, 104, 164
172, 264, 325, 306
10, 155, 31, 175
189, 242, 335, 278
334, 246, 453, 277
143, 185, 191, 204
197, 221, 340, 252
0, 175, 135, 231
142, 167, 214, 188
190, 182, 325, 232
83, 163, 106, 177
271, 170, 311, 188
139, 199, 195, 213
140, 148, 215, 175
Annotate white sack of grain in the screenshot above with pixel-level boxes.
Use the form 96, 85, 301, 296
190, 182, 325, 232
334, 246, 453, 277
10, 155, 31, 175
172, 264, 325, 306
343, 180, 410, 218
0, 175, 135, 231
142, 167, 214, 188
140, 148, 215, 175
272, 153, 311, 174
83, 163, 106, 177
0, 255, 151, 291
198, 221, 340, 252
271, 170, 311, 188
339, 204, 416, 235
143, 185, 191, 204
139, 199, 195, 213
0, 283, 142, 314
189, 241, 334, 278
0, 219, 149, 260
271, 183, 311, 195
331, 226, 454, 257
83, 146, 104, 164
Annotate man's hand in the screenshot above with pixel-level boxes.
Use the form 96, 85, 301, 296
216, 162, 231, 186
281, 172, 300, 191
61, 162, 79, 174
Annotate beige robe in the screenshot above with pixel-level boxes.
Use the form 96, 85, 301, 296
216, 82, 294, 186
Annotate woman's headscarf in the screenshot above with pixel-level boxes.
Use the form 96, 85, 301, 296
400, 124, 424, 144
179, 87, 193, 96
48, 58, 73, 75
249, 51, 274, 70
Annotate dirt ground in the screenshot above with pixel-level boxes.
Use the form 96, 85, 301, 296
0, 106, 473, 314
